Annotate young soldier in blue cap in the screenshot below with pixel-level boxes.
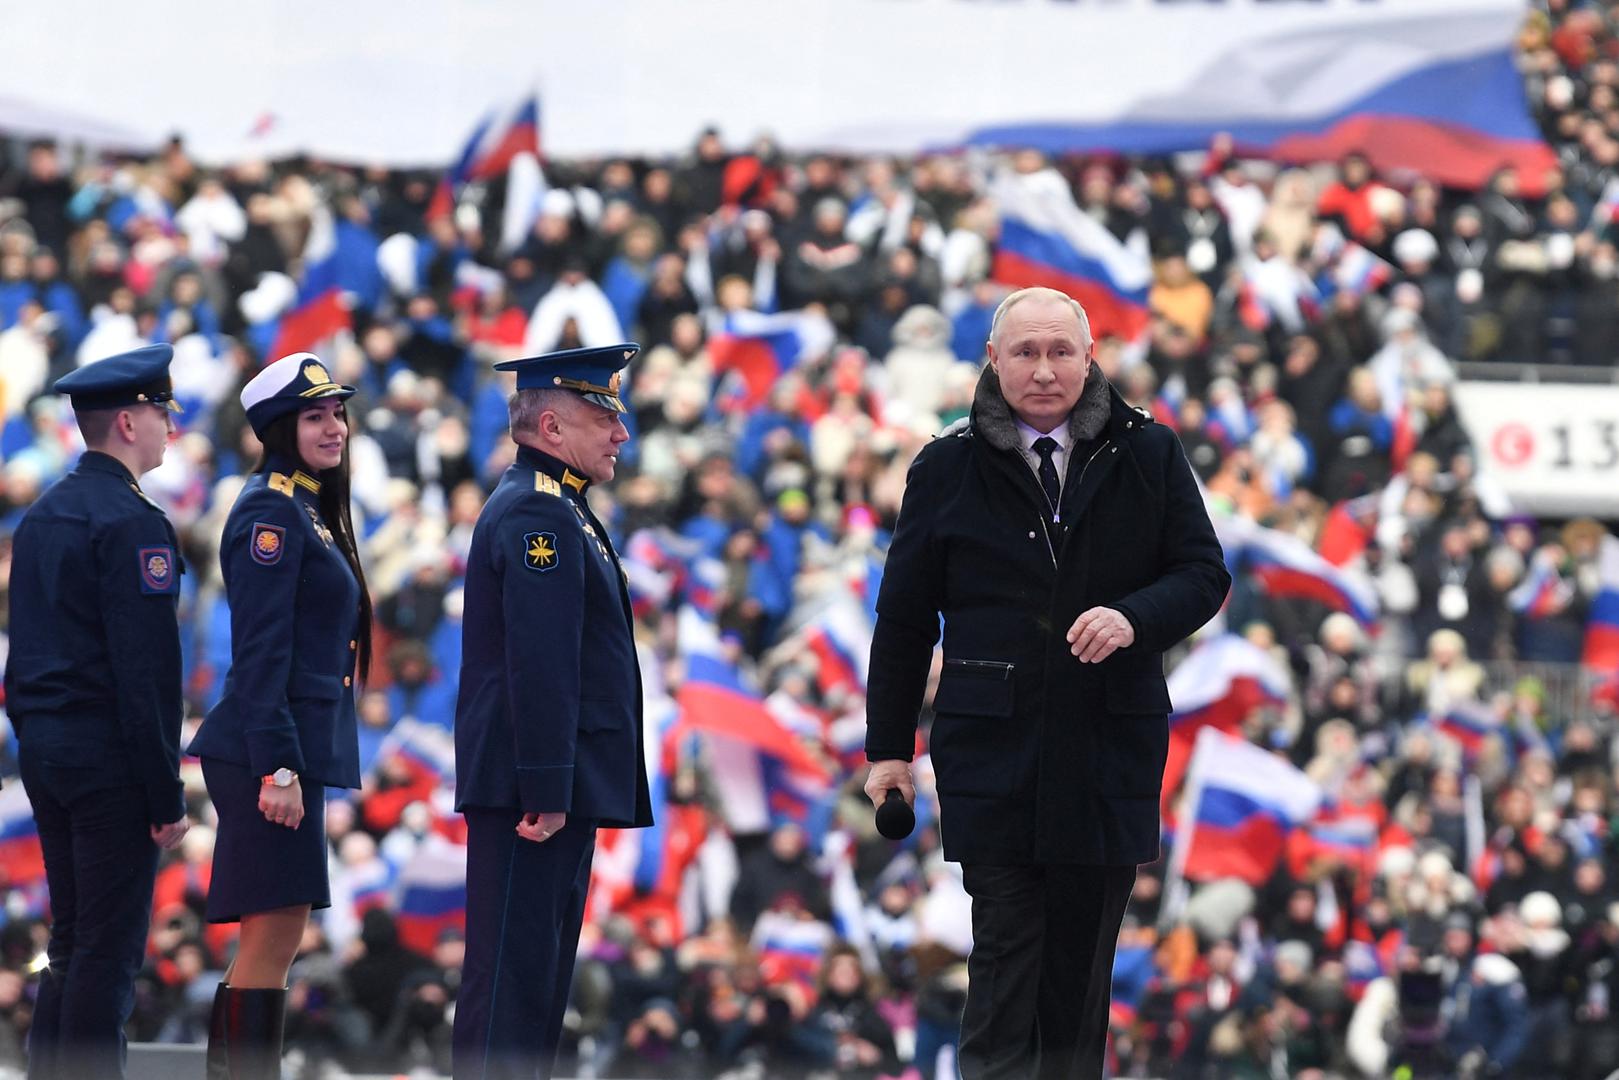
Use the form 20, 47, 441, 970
452, 343, 653, 1079
187, 352, 373, 1080
4, 343, 191, 1080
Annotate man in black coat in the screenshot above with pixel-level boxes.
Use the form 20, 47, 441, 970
864, 288, 1229, 1079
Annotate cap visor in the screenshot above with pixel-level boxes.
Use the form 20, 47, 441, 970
301, 384, 358, 401
582, 392, 627, 414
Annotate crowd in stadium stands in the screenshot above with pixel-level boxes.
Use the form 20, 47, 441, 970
1, 8, 1619, 1078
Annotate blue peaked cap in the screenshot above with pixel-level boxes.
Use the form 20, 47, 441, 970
494, 343, 639, 413
54, 343, 181, 413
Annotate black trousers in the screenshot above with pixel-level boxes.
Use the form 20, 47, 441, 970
958, 863, 1136, 1080
20, 754, 160, 1080
452, 810, 596, 1080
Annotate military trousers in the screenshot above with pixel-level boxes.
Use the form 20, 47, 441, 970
20, 753, 160, 1080
452, 809, 596, 1080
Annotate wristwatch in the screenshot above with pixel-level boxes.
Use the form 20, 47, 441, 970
262, 767, 298, 788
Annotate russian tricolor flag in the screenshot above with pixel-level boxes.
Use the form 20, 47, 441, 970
753, 911, 833, 988
671, 608, 830, 782
989, 166, 1152, 343
429, 95, 541, 222
376, 716, 457, 783
393, 836, 467, 956
1168, 634, 1291, 734
346, 856, 396, 916
1582, 535, 1619, 675
1317, 495, 1378, 568
1508, 550, 1572, 618
1219, 513, 1379, 626
0, 785, 44, 888
268, 202, 349, 360
799, 597, 872, 698
1161, 634, 1290, 811
1304, 814, 1378, 867
1175, 729, 1321, 886
707, 309, 835, 408
1316, 238, 1394, 301
1430, 700, 1500, 756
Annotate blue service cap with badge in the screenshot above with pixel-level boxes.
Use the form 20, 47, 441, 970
240, 352, 357, 437
494, 343, 639, 414
55, 343, 181, 413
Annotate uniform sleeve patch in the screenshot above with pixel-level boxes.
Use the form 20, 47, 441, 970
138, 546, 178, 594
523, 531, 559, 573
251, 522, 287, 566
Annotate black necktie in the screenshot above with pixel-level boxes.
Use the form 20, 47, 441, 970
1032, 436, 1061, 516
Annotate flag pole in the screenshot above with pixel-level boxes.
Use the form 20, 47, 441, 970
1160, 728, 1211, 930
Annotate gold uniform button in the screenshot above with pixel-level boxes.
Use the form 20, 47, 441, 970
343, 676, 352, 687
349, 640, 357, 650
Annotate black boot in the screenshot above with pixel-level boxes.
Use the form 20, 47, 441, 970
207, 985, 287, 1080
206, 982, 230, 1079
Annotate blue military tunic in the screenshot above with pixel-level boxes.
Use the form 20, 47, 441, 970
5, 450, 186, 819
5, 447, 187, 1080
451, 443, 652, 1079
454, 444, 652, 826
188, 456, 362, 788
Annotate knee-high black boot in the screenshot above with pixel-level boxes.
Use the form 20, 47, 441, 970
206, 984, 286, 1080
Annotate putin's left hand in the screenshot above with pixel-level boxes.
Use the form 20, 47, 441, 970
1067, 607, 1135, 663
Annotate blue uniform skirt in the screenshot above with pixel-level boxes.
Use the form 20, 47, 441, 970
201, 757, 330, 922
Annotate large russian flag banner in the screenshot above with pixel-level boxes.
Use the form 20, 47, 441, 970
9, 1, 1550, 195
990, 167, 1152, 344
1175, 728, 1322, 886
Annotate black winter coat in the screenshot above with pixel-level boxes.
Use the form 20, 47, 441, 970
866, 366, 1230, 866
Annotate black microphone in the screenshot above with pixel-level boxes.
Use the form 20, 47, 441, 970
875, 788, 915, 840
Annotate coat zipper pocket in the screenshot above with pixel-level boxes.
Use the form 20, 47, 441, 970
943, 659, 1015, 679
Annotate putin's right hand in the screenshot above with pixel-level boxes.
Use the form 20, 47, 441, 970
864, 760, 915, 810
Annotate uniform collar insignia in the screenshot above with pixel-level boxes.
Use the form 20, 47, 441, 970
291, 470, 322, 494
516, 444, 591, 496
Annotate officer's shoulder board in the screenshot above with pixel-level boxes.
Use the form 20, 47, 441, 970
533, 472, 563, 498
267, 471, 320, 498
126, 481, 166, 514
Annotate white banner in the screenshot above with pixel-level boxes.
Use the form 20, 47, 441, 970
1, 0, 1532, 165
1452, 381, 1619, 517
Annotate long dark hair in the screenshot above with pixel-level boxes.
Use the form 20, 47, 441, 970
254, 403, 374, 683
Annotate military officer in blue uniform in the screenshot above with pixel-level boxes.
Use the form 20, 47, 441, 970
3, 344, 191, 1079
453, 343, 653, 1079
187, 352, 372, 1080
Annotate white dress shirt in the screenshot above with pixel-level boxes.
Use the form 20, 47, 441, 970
1014, 418, 1071, 517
